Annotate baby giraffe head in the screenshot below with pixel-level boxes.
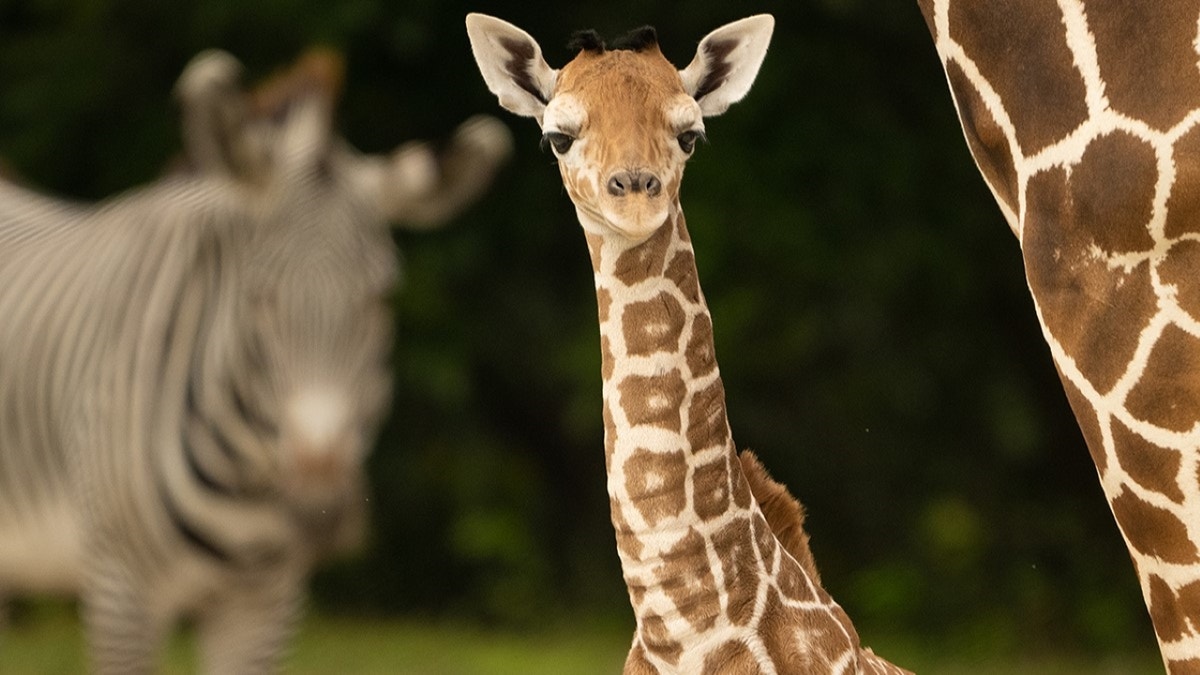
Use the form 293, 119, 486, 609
467, 13, 773, 243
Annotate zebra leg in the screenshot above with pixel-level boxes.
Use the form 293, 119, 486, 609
196, 579, 303, 675
80, 569, 166, 675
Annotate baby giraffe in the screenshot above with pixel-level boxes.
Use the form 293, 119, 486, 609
467, 14, 908, 674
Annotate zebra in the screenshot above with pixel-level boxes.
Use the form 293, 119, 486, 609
0, 49, 510, 673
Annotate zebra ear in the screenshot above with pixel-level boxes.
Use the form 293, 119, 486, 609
175, 50, 252, 177
248, 49, 344, 177
679, 15, 774, 116
176, 49, 343, 182
375, 115, 513, 228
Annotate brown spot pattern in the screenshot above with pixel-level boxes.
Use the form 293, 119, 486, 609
600, 335, 615, 382
1069, 132, 1157, 253
686, 313, 717, 378
1112, 419, 1184, 503
750, 511, 781, 575
624, 447, 688, 526
1166, 126, 1200, 239
619, 368, 686, 431
610, 496, 644, 561
596, 286, 612, 323
623, 642, 659, 675
922, 2, 1200, 667
1059, 373, 1108, 474
1167, 658, 1200, 675
657, 528, 720, 633
1178, 582, 1200, 647
613, 217, 672, 285
701, 639, 758, 674
776, 547, 816, 603
692, 455, 732, 521
603, 401, 617, 468
675, 212, 692, 243
686, 378, 730, 453
639, 614, 683, 664
665, 249, 701, 305
949, 0, 1088, 155
1111, 488, 1198, 563
945, 60, 1018, 214
713, 516, 761, 626
1178, 580, 1200, 617
1126, 324, 1200, 433
760, 588, 850, 672
732, 461, 753, 510
1023, 165, 1156, 393
1087, 2, 1200, 131
584, 231, 604, 269
566, 169, 597, 205
623, 291, 686, 357
916, 0, 936, 37
1149, 575, 1189, 643
626, 570, 649, 609
1159, 241, 1200, 323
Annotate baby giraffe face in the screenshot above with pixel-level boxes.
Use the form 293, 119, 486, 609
544, 45, 704, 241
466, 13, 774, 244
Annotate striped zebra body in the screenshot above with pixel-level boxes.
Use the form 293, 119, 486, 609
0, 50, 510, 673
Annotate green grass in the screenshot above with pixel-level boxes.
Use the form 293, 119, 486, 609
0, 603, 1164, 674
0, 603, 630, 674
867, 633, 1163, 675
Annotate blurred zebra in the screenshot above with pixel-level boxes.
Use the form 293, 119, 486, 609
0, 49, 510, 673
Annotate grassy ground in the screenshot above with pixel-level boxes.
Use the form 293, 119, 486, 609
0, 603, 1164, 674
1, 603, 630, 675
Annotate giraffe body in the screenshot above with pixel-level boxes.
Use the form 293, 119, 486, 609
920, 1, 1200, 670
468, 14, 908, 674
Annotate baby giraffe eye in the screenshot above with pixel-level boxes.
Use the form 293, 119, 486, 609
677, 130, 706, 154
540, 131, 576, 154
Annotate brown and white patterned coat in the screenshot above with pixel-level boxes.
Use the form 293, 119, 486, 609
468, 14, 908, 674
919, 1, 1200, 671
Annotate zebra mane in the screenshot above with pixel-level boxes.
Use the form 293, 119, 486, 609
249, 47, 345, 121
177, 48, 347, 184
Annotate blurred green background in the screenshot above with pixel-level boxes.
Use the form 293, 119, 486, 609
0, 0, 1162, 670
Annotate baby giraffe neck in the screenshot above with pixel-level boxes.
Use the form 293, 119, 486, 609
585, 205, 807, 664
581, 204, 907, 674
589, 205, 736, 482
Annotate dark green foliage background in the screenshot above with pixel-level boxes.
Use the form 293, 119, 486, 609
0, 0, 1156, 657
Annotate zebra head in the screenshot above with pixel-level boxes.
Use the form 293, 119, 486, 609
172, 50, 510, 543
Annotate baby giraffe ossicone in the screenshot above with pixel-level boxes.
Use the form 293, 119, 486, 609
467, 14, 909, 674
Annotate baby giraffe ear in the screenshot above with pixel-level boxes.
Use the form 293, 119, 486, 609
466, 13, 558, 120
679, 14, 774, 116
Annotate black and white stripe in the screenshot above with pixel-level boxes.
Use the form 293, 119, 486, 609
0, 50, 510, 673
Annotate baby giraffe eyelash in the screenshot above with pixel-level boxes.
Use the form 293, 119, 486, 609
540, 131, 575, 154
677, 129, 707, 154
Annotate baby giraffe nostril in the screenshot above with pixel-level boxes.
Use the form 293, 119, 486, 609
608, 171, 662, 197
607, 174, 628, 197
644, 174, 662, 197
